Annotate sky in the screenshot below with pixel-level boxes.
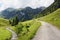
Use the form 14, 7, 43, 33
0, 0, 54, 11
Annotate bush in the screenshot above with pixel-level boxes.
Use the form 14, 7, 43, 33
15, 23, 23, 35
9, 16, 19, 26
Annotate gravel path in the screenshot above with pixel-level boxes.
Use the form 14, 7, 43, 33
32, 21, 60, 40
6, 28, 17, 40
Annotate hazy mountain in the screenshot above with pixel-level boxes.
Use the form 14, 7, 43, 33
0, 7, 46, 21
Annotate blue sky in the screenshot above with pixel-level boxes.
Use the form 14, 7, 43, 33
0, 0, 54, 11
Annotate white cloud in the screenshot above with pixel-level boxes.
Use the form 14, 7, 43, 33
0, 0, 54, 11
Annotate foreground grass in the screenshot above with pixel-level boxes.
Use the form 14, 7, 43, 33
0, 18, 11, 40
0, 27, 11, 40
10, 19, 41, 40
39, 8, 60, 29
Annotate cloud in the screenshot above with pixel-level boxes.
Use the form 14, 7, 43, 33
18, 0, 54, 8
0, 0, 54, 11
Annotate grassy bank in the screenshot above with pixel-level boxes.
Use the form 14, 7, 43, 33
39, 9, 60, 29
10, 19, 41, 40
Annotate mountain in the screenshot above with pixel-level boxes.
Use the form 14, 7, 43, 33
0, 7, 45, 21
1, 8, 16, 19
34, 0, 60, 18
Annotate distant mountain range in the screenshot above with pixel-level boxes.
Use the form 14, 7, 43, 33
0, 7, 46, 21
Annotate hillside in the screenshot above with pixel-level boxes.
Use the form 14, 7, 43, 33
10, 19, 41, 40
40, 8, 60, 29
34, 0, 60, 18
0, 18, 10, 27
0, 18, 11, 40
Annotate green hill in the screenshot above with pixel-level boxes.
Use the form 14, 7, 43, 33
0, 18, 11, 40
0, 18, 9, 27
40, 8, 60, 29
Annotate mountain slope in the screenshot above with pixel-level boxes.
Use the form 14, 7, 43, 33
40, 8, 60, 29
34, 0, 60, 18
0, 7, 45, 21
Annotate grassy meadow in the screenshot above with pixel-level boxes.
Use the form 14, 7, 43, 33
0, 18, 10, 27
10, 19, 41, 40
0, 18, 11, 40
0, 27, 11, 40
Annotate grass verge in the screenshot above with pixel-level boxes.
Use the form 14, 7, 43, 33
10, 19, 41, 40
39, 8, 60, 29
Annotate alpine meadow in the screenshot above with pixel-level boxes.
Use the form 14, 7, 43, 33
0, 0, 60, 40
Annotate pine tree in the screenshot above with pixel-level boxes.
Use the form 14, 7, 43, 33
9, 16, 19, 26
9, 20, 11, 24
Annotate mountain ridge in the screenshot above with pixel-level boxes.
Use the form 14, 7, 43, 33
0, 6, 46, 21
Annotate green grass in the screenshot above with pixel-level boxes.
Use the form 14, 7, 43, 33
39, 8, 60, 29
0, 27, 11, 40
10, 19, 41, 40
0, 18, 10, 27
0, 18, 11, 40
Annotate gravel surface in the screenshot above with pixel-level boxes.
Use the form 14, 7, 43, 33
32, 21, 60, 40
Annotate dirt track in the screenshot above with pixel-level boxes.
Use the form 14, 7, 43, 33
32, 21, 60, 40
